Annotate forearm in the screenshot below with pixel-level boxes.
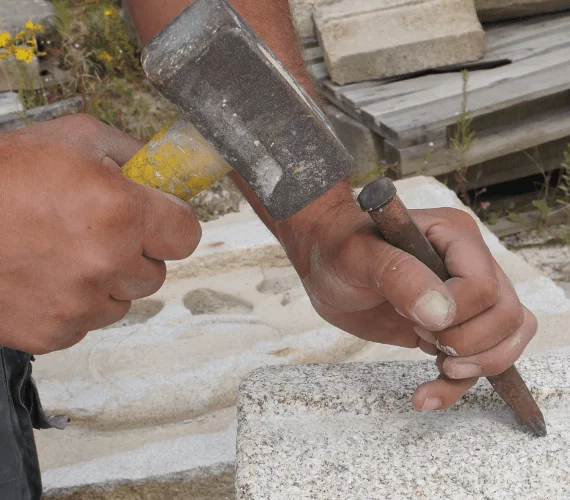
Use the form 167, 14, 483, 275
126, 0, 357, 249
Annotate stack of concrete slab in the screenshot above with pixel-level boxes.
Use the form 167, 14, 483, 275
303, 11, 570, 196
35, 177, 570, 499
314, 0, 486, 85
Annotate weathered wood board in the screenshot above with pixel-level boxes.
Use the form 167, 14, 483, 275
305, 12, 570, 180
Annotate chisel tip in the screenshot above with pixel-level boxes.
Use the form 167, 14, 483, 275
528, 415, 548, 438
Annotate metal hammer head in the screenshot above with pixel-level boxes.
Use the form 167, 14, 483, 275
141, 0, 353, 221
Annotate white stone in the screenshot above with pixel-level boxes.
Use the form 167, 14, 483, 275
476, 0, 570, 22
0, 0, 56, 35
314, 0, 486, 85
236, 357, 570, 499
35, 176, 570, 497
289, 0, 334, 38
0, 91, 22, 116
326, 104, 386, 185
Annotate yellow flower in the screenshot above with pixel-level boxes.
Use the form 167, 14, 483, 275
25, 21, 43, 32
0, 32, 12, 48
104, 8, 118, 18
99, 50, 113, 64
13, 47, 35, 63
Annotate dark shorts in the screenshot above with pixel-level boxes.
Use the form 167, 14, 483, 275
0, 348, 62, 500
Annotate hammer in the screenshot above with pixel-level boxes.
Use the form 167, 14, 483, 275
122, 0, 351, 221
121, 0, 546, 436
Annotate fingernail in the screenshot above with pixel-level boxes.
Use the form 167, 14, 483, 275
436, 341, 459, 357
413, 326, 437, 344
421, 397, 442, 411
448, 363, 481, 379
411, 290, 456, 330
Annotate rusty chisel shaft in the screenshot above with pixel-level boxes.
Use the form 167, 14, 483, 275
358, 178, 547, 437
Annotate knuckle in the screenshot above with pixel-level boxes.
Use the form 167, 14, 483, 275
503, 301, 525, 334
146, 262, 167, 295
477, 276, 500, 308
175, 213, 202, 259
58, 113, 101, 142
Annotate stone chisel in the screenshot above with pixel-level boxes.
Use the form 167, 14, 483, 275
358, 177, 547, 437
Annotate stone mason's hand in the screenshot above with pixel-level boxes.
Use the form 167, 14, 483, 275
276, 188, 538, 411
0, 115, 201, 355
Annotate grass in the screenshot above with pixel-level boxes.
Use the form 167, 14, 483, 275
47, 0, 179, 142
2, 0, 243, 221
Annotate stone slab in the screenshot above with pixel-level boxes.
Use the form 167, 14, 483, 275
314, 0, 486, 85
236, 357, 570, 499
34, 177, 570, 497
0, 95, 84, 132
476, 0, 570, 22
289, 0, 333, 39
0, 91, 22, 116
326, 104, 387, 185
0, 56, 42, 93
0, 0, 56, 36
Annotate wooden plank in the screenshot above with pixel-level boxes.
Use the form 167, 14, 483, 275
308, 62, 328, 82
392, 106, 570, 176
372, 53, 570, 142
340, 73, 450, 109
440, 137, 570, 190
484, 13, 570, 54
310, 13, 570, 122
362, 45, 570, 124
0, 96, 84, 132
303, 46, 323, 63
487, 205, 570, 238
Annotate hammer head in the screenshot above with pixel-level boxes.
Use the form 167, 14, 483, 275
141, 0, 353, 221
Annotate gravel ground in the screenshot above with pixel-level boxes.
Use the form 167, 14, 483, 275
502, 224, 570, 284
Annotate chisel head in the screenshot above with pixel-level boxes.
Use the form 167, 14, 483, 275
141, 0, 353, 221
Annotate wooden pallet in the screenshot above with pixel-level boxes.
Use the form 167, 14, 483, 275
304, 13, 570, 181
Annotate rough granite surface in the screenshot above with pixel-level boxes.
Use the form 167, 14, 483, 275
237, 358, 570, 499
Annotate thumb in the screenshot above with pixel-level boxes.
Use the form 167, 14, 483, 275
92, 122, 146, 167
53, 114, 145, 167
336, 227, 457, 331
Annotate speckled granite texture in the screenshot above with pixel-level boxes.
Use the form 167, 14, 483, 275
237, 357, 570, 499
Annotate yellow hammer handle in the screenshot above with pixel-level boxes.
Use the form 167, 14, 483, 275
122, 118, 232, 202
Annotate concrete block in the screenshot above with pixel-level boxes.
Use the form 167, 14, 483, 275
34, 177, 570, 497
0, 91, 22, 117
0, 95, 84, 132
0, 56, 42, 93
476, 0, 570, 22
326, 105, 386, 185
0, 0, 56, 36
237, 357, 570, 499
289, 0, 333, 39
315, 0, 486, 85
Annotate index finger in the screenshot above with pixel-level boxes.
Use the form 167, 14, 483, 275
410, 208, 500, 328
134, 182, 202, 261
